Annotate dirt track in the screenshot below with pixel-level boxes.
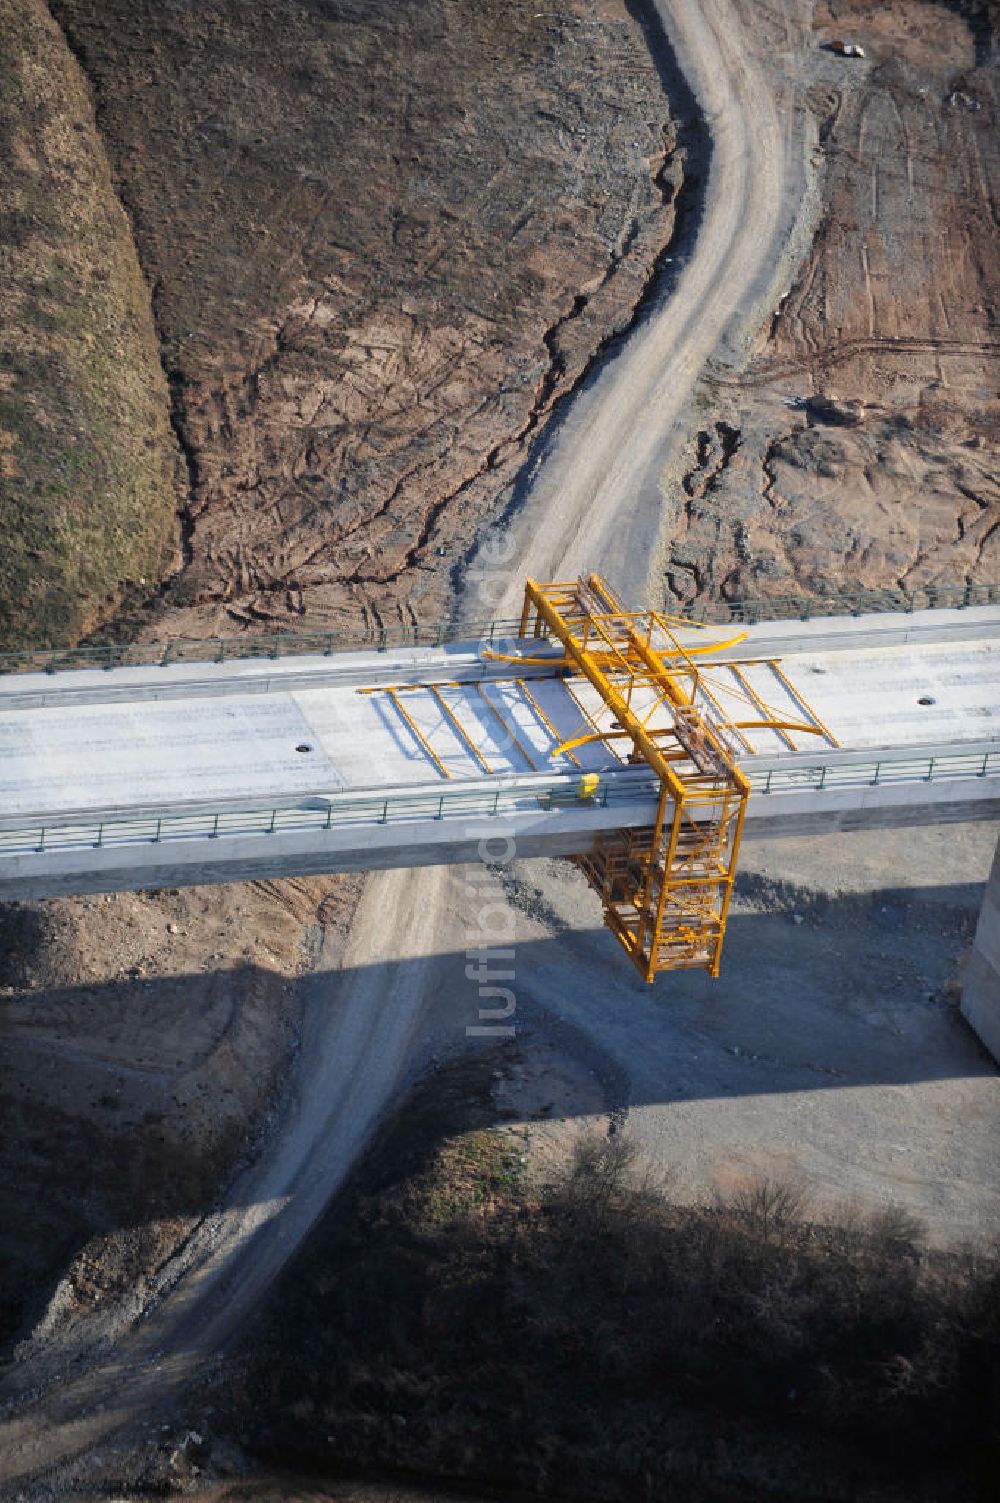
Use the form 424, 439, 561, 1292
476, 0, 810, 606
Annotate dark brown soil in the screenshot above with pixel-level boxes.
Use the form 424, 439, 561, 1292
49, 0, 682, 642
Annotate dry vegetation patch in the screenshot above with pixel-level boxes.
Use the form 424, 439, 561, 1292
0, 0, 181, 649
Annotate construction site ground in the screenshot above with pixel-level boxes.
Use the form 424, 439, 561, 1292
0, 0, 998, 1497
665, 0, 1000, 610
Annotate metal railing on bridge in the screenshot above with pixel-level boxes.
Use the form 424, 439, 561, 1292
1, 743, 996, 861
0, 773, 649, 858
2, 582, 997, 679
745, 743, 1000, 795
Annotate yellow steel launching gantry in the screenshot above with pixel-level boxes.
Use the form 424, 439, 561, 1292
361, 573, 832, 984
513, 575, 827, 983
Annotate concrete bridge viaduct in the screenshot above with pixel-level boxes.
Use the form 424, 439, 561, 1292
1, 591, 997, 1055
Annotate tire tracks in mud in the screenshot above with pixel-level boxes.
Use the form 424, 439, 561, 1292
708, 333, 1000, 388
208, 121, 693, 608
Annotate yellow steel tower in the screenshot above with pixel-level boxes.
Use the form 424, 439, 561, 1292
517, 575, 754, 982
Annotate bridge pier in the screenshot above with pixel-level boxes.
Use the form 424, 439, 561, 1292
962, 832, 1000, 1064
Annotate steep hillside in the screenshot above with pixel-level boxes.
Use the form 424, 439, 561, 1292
0, 0, 182, 649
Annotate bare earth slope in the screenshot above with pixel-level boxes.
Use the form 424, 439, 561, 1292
666, 0, 1000, 611
50, 0, 683, 638
0, 877, 352, 1359
0, 0, 182, 649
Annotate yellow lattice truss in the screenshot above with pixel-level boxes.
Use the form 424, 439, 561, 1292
518, 575, 771, 983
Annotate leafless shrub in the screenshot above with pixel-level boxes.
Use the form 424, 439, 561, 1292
721, 1173, 808, 1242
865, 1204, 926, 1259
562, 1132, 643, 1207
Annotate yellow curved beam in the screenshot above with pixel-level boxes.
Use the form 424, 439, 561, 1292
731, 719, 826, 736
551, 726, 676, 758
481, 649, 563, 666
550, 730, 625, 757
655, 628, 749, 656
482, 628, 749, 667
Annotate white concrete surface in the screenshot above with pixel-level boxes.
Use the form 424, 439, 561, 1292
0, 694, 347, 815
0, 607, 996, 899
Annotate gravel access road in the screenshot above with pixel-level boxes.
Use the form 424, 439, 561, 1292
488, 0, 809, 607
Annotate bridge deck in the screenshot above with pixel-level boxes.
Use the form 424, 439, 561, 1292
0, 606, 996, 900
1, 608, 997, 820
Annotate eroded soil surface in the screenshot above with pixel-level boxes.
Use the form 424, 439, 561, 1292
51, 0, 682, 640
664, 0, 1000, 611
